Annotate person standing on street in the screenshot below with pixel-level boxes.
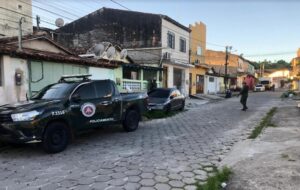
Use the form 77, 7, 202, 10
239, 81, 249, 111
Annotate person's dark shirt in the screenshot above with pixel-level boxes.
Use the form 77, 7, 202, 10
240, 85, 249, 97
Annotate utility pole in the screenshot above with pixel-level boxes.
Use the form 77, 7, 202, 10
36, 15, 40, 30
18, 17, 26, 51
224, 46, 232, 90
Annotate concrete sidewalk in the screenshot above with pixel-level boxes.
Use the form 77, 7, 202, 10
185, 97, 209, 109
220, 99, 300, 190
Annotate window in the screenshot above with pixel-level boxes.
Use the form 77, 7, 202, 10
143, 70, 157, 81
209, 77, 215, 82
197, 46, 202, 55
123, 67, 140, 80
180, 38, 186, 52
94, 81, 112, 98
167, 32, 175, 49
31, 83, 77, 100
148, 89, 170, 98
75, 83, 97, 100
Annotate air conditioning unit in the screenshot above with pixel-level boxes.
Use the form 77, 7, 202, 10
163, 52, 171, 60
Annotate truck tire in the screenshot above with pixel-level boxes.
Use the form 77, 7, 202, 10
179, 101, 185, 111
164, 104, 171, 113
123, 109, 140, 132
42, 122, 70, 153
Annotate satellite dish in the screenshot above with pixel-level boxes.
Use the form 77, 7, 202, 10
120, 49, 128, 59
55, 18, 64, 27
93, 43, 105, 56
106, 46, 116, 59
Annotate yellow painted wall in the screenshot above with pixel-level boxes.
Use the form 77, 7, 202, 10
189, 22, 206, 64
189, 22, 207, 94
205, 50, 239, 67
189, 66, 206, 95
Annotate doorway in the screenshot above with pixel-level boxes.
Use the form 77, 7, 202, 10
196, 75, 204, 93
163, 66, 168, 88
189, 73, 192, 95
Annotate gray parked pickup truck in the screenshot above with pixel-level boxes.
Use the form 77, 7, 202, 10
0, 75, 148, 153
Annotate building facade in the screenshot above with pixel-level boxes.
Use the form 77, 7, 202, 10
189, 22, 208, 95
205, 49, 255, 90
0, 0, 33, 37
291, 49, 300, 90
0, 35, 119, 105
55, 8, 192, 95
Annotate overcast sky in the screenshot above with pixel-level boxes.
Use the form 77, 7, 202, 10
32, 0, 300, 62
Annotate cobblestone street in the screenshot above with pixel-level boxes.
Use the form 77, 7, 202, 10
0, 92, 282, 190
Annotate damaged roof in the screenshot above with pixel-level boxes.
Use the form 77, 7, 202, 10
0, 35, 120, 68
0, 34, 75, 55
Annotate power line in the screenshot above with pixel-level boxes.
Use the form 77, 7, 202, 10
110, 0, 131, 10
18, 0, 74, 21
51, 2, 88, 17
0, 7, 57, 27
106, 0, 226, 47
33, 0, 80, 19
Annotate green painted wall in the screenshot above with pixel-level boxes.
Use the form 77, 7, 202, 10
29, 60, 88, 94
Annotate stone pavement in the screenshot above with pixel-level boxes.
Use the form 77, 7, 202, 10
221, 98, 300, 190
0, 92, 281, 190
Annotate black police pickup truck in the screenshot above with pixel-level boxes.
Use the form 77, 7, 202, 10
0, 75, 148, 153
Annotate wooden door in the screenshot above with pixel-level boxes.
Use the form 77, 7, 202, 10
196, 75, 204, 94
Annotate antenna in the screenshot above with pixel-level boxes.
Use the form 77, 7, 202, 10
106, 46, 116, 59
120, 49, 128, 59
55, 18, 64, 27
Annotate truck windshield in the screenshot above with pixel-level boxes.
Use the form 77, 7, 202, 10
260, 81, 270, 85
31, 83, 77, 100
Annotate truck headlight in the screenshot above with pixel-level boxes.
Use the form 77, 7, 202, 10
11, 110, 41, 122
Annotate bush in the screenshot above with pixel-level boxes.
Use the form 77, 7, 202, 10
196, 167, 232, 190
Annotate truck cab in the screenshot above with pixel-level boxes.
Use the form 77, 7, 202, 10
0, 75, 148, 153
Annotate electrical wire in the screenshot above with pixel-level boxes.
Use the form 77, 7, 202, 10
33, 0, 80, 19
0, 7, 57, 27
18, 0, 74, 21
110, 0, 131, 11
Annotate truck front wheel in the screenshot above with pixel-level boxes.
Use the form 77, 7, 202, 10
123, 109, 140, 132
42, 122, 70, 153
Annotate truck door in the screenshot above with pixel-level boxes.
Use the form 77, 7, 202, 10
69, 82, 110, 130
94, 81, 122, 123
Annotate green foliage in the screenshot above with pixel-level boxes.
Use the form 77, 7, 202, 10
252, 59, 290, 70
196, 167, 232, 190
249, 107, 277, 139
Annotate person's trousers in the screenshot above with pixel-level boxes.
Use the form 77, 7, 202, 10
240, 96, 248, 110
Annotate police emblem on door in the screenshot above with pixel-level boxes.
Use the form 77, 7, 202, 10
81, 103, 96, 117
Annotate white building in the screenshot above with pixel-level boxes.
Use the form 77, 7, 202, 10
0, 35, 118, 105
161, 16, 193, 96
0, 0, 33, 37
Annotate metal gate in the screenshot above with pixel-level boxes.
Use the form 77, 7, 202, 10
29, 60, 88, 95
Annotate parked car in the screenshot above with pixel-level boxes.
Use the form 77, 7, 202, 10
148, 88, 185, 112
0, 75, 148, 153
254, 84, 266, 92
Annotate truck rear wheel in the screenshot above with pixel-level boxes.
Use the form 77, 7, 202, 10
123, 109, 140, 132
42, 122, 70, 153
